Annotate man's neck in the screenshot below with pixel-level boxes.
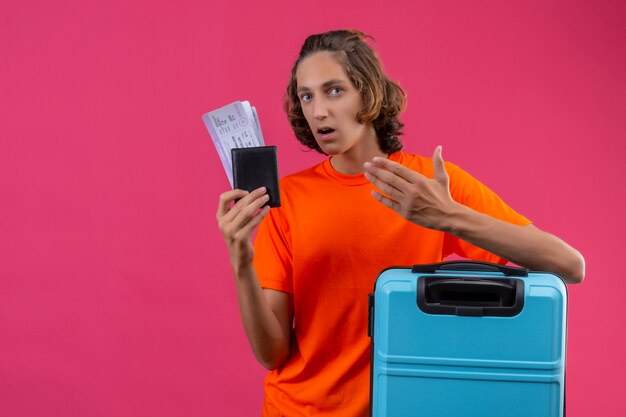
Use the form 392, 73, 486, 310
330, 144, 387, 174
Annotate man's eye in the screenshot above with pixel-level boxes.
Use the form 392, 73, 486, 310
300, 94, 312, 102
329, 87, 343, 95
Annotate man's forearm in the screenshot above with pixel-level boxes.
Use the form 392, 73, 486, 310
444, 204, 585, 283
233, 264, 291, 369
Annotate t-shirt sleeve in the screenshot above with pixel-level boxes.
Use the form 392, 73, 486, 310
253, 207, 294, 293
442, 162, 532, 264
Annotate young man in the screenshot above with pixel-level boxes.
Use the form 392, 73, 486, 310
217, 29, 584, 417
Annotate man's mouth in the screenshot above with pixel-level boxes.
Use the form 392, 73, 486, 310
317, 127, 335, 134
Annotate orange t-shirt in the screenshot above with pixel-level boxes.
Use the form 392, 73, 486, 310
253, 151, 531, 417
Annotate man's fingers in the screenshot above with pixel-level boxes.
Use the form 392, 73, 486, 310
217, 189, 250, 219
218, 187, 267, 222
364, 160, 420, 193
432, 145, 449, 183
364, 168, 404, 201
371, 190, 401, 212
236, 205, 271, 240
370, 157, 425, 183
226, 192, 271, 235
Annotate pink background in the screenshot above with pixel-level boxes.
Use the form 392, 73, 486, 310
1, 0, 624, 416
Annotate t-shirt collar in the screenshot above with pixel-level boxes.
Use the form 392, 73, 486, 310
321, 151, 404, 186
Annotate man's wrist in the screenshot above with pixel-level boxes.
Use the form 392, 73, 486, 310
441, 202, 476, 236
232, 259, 255, 278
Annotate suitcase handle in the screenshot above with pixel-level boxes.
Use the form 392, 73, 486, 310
412, 260, 528, 277
417, 277, 525, 316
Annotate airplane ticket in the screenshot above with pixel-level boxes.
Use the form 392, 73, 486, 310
202, 100, 265, 186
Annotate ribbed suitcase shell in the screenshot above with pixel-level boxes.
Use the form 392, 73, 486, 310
369, 262, 567, 417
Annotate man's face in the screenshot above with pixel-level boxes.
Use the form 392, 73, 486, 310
295, 51, 372, 156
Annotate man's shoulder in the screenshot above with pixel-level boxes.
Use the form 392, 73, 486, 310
280, 162, 323, 185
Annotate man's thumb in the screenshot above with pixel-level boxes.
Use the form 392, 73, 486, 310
433, 146, 448, 182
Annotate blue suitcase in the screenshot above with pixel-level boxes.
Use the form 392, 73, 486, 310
368, 261, 567, 417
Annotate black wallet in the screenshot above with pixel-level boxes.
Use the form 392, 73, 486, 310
232, 146, 281, 208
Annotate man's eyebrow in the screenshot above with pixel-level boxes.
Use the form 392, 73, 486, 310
297, 79, 349, 93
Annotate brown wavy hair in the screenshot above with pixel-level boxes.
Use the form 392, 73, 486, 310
285, 29, 407, 155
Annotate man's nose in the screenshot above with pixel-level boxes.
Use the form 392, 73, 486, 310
312, 97, 328, 119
